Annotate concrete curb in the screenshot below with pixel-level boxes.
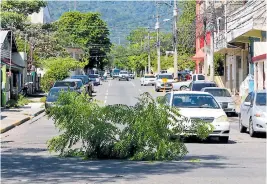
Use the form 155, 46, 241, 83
0, 109, 45, 134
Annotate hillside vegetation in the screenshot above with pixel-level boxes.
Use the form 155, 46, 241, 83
48, 1, 172, 44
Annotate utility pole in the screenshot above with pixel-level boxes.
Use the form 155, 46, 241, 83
9, 30, 13, 77
173, 0, 178, 79
147, 28, 151, 74
210, 0, 215, 81
155, 3, 161, 74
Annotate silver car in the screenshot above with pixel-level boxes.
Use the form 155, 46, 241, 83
239, 90, 267, 137
201, 87, 236, 116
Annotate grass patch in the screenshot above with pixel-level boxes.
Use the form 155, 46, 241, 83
189, 158, 201, 163
6, 95, 31, 108
40, 97, 46, 103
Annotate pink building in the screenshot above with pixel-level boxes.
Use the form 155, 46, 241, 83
192, 0, 210, 74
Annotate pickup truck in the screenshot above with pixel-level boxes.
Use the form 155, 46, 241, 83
172, 74, 205, 91
154, 73, 175, 92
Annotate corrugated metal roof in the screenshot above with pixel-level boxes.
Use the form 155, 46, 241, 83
0, 30, 9, 44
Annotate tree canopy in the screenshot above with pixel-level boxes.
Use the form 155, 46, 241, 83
55, 12, 112, 70
0, 0, 46, 29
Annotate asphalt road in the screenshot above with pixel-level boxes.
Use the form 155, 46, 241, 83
1, 78, 266, 184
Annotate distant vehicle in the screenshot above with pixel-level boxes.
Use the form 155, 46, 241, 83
111, 68, 120, 79
201, 87, 236, 116
160, 70, 168, 74
70, 75, 94, 95
128, 72, 135, 79
172, 74, 205, 91
189, 81, 217, 91
154, 73, 175, 92
88, 74, 101, 86
163, 91, 230, 143
45, 87, 75, 109
140, 74, 156, 86
118, 71, 130, 81
239, 90, 266, 137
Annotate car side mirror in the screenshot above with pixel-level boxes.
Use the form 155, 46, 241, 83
244, 102, 251, 106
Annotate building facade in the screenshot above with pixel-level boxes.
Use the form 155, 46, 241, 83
1, 30, 26, 106
212, 0, 266, 96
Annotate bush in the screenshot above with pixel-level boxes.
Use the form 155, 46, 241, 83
6, 95, 31, 108
40, 96, 46, 103
47, 92, 213, 161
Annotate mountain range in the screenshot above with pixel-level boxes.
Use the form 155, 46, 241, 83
47, 1, 173, 44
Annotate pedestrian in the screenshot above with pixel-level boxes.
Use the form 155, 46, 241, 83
186, 73, 191, 81
103, 71, 107, 81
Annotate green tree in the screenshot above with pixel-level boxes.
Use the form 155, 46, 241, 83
55, 12, 111, 70
47, 92, 213, 160
41, 57, 88, 92
0, 0, 46, 29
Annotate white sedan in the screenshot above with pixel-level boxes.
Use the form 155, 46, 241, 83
239, 90, 266, 137
163, 91, 230, 143
140, 74, 156, 86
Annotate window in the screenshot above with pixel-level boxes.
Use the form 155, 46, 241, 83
255, 93, 266, 106
172, 94, 220, 109
197, 75, 205, 80
244, 93, 251, 102
164, 93, 171, 104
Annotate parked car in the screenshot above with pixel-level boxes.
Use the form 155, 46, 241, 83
71, 75, 94, 95
201, 87, 236, 116
129, 72, 135, 79
118, 71, 130, 81
88, 74, 101, 86
53, 81, 77, 88
172, 74, 205, 91
63, 79, 85, 94
140, 74, 156, 86
45, 87, 76, 109
189, 81, 217, 91
163, 91, 230, 143
239, 90, 266, 137
154, 73, 175, 92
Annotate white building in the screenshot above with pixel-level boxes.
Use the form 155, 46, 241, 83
29, 6, 52, 24
253, 42, 267, 90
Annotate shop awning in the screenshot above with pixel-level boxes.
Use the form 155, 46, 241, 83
252, 54, 267, 63
1, 58, 25, 70
192, 49, 205, 61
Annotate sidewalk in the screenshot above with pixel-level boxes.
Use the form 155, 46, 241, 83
1, 101, 45, 134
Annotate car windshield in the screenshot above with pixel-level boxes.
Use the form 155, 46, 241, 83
192, 83, 217, 91
47, 88, 74, 101
53, 81, 76, 88
158, 75, 173, 79
89, 75, 98, 78
172, 94, 220, 109
256, 93, 266, 106
71, 76, 88, 84
145, 76, 155, 78
198, 75, 205, 80
204, 88, 231, 97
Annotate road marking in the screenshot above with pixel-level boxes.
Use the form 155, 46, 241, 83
104, 100, 107, 104
131, 81, 135, 87
105, 96, 107, 99
139, 89, 142, 93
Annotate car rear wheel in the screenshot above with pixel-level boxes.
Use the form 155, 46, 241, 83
155, 87, 159, 92
249, 118, 257, 137
239, 114, 247, 133
219, 136, 229, 143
